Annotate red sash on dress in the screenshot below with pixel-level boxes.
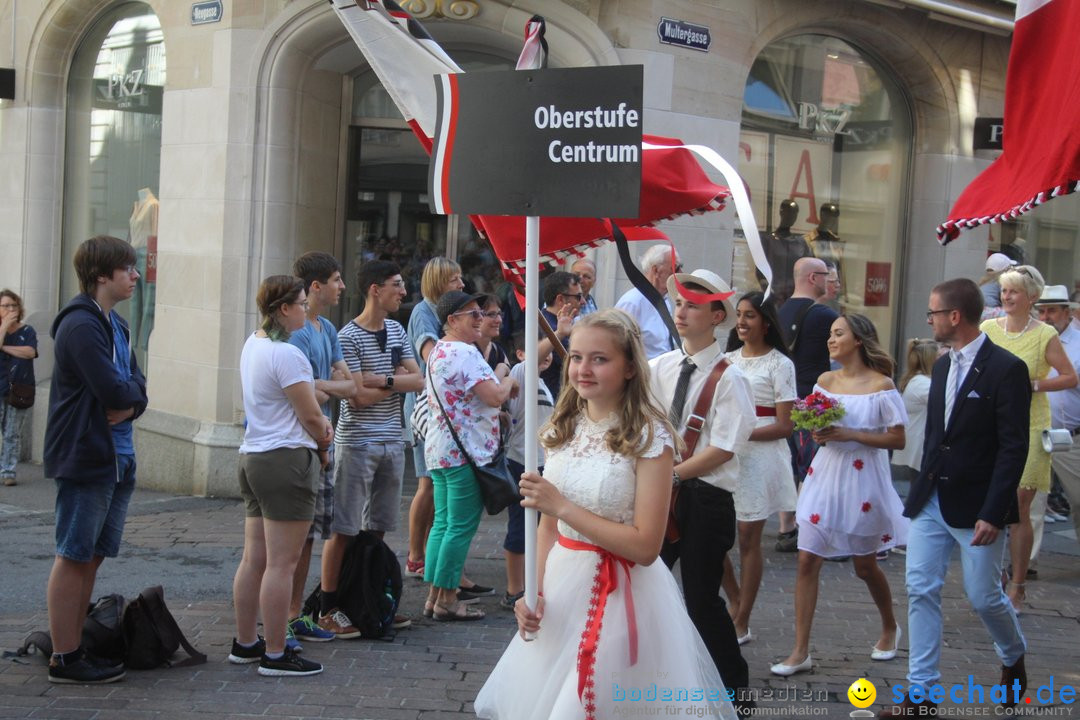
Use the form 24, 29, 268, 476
557, 534, 637, 719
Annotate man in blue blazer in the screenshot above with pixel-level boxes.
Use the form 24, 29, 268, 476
883, 279, 1030, 716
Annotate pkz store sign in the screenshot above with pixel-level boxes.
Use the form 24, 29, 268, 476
656, 17, 711, 52
191, 0, 223, 25
428, 65, 643, 217
974, 117, 1004, 151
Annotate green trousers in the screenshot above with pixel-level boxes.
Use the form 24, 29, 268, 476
425, 463, 484, 589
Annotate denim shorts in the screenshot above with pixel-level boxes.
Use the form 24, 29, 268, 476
54, 454, 137, 563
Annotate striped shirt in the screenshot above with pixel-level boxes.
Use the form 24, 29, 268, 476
336, 319, 414, 446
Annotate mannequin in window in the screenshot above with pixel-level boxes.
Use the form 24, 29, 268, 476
129, 188, 159, 360
805, 203, 843, 306
759, 199, 813, 306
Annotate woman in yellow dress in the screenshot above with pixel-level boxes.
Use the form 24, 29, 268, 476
979, 266, 1076, 612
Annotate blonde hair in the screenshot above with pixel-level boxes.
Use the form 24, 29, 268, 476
999, 265, 1045, 303
420, 257, 462, 304
542, 309, 678, 458
899, 338, 939, 391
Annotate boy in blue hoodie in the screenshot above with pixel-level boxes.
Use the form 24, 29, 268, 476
44, 235, 148, 684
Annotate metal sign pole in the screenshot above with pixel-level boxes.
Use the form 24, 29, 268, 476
523, 215, 540, 632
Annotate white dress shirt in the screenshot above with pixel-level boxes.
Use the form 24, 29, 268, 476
649, 342, 756, 492
1049, 324, 1080, 431
616, 287, 675, 360
945, 332, 987, 425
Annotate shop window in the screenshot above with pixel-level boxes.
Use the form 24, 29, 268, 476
738, 34, 911, 351
344, 53, 512, 325
61, 3, 164, 371
995, 194, 1080, 294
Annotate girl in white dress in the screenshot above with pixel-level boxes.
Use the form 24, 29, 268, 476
722, 292, 798, 645
771, 313, 909, 677
890, 339, 940, 482
474, 309, 737, 720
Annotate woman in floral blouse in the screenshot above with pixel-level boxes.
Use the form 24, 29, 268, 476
422, 290, 516, 621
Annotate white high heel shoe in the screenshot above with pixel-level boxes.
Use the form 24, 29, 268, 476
871, 625, 902, 661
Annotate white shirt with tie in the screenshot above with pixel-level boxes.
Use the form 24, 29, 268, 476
649, 342, 756, 492
945, 332, 987, 425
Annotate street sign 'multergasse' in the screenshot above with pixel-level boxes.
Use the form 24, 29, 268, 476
657, 17, 711, 52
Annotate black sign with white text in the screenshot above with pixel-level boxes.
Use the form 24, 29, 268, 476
657, 17, 711, 52
428, 65, 643, 218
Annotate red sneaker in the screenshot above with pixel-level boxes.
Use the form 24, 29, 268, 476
404, 559, 425, 578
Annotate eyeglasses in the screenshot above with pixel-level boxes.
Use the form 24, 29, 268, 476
122, 265, 138, 275
482, 310, 502, 318
926, 308, 954, 320
0, 303, 18, 309
452, 309, 484, 320
294, 300, 310, 309
383, 279, 405, 288
810, 271, 828, 278
559, 292, 583, 302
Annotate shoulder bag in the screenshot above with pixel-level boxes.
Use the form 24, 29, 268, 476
6, 381, 34, 409
665, 357, 729, 543
428, 367, 520, 515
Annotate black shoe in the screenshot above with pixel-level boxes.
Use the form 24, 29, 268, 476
775, 529, 798, 553
258, 648, 323, 677
499, 591, 524, 610
228, 636, 266, 664
458, 584, 495, 601
48, 655, 125, 684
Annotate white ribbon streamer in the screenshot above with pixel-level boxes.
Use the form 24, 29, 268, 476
643, 141, 772, 300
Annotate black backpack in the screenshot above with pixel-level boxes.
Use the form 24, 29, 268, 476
304, 532, 402, 640
8, 587, 205, 670
122, 585, 206, 669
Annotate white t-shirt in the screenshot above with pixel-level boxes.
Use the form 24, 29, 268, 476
507, 361, 555, 465
239, 333, 317, 454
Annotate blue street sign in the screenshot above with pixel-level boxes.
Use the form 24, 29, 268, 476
656, 17, 711, 52
191, 0, 223, 25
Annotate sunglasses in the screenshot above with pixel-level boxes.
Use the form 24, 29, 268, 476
452, 309, 484, 321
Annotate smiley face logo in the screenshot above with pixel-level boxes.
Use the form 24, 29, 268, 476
848, 678, 877, 708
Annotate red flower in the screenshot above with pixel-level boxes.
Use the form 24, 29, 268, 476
862, 501, 872, 513
853, 459, 865, 471
807, 466, 814, 476
881, 534, 892, 544
810, 513, 821, 525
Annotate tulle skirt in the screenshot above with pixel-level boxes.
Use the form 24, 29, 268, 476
474, 540, 738, 720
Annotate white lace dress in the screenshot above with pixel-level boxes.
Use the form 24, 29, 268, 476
474, 414, 737, 720
725, 347, 798, 521
796, 386, 910, 558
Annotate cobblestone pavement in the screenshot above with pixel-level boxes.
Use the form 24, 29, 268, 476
1, 461, 1078, 719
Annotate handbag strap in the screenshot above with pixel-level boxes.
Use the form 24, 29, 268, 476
427, 360, 482, 468
681, 357, 729, 458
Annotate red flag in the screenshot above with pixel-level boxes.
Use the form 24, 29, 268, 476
938, 0, 1080, 242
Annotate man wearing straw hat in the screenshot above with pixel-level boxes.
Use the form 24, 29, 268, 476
1034, 285, 1080, 544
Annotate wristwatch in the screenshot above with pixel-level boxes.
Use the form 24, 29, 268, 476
384, 375, 394, 389
672, 470, 681, 486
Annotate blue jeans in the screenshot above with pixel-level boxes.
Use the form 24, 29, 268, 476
54, 454, 137, 562
0, 402, 27, 479
905, 494, 1026, 689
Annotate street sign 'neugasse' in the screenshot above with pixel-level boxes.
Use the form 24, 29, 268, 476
428, 65, 643, 218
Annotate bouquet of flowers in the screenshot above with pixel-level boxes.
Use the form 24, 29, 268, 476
791, 391, 845, 432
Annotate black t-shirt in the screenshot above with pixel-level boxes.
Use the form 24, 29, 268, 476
777, 298, 839, 398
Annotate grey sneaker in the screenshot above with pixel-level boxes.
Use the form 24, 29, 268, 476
775, 529, 798, 553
